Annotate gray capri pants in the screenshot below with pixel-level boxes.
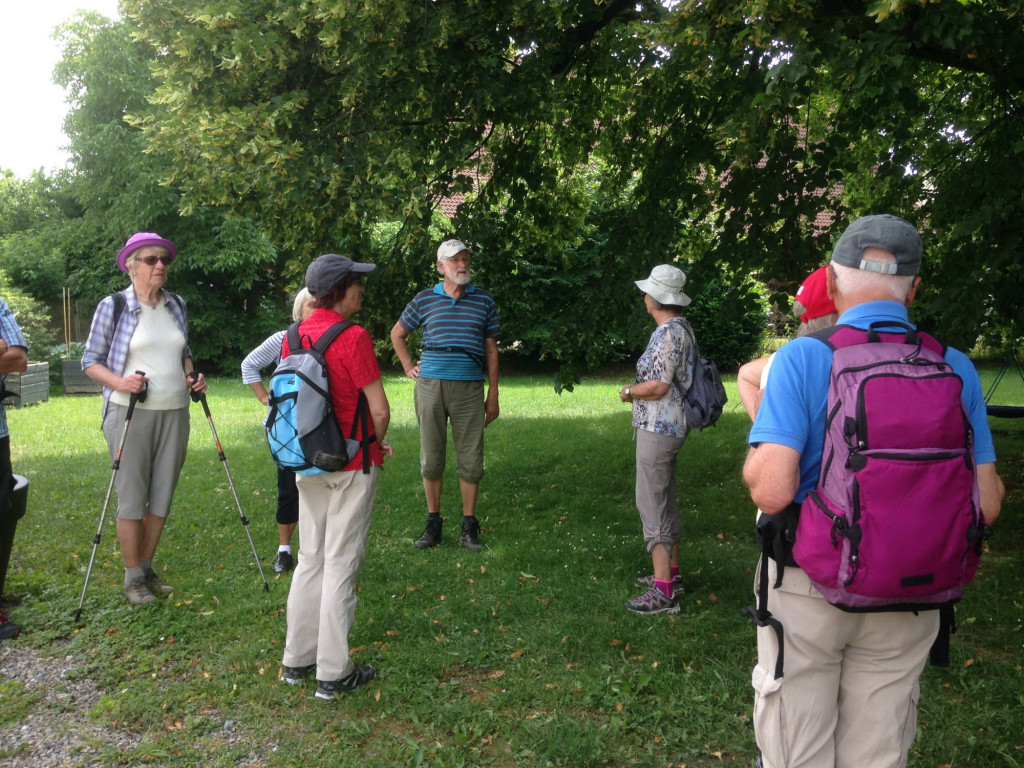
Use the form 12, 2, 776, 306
635, 428, 686, 552
102, 404, 190, 520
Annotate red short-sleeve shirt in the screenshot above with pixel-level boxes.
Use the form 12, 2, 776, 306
282, 307, 384, 471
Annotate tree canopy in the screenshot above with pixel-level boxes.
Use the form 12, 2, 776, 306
3, 1, 1021, 385
0, 12, 297, 373
121, 0, 1023, 360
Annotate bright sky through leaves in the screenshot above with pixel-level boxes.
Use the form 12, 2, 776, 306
0, 0, 120, 177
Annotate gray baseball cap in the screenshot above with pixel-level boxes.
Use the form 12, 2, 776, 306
832, 214, 922, 276
305, 254, 376, 298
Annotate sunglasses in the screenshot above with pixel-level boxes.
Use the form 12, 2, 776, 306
138, 255, 174, 266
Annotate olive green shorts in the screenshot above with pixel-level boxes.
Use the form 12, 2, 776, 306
413, 378, 485, 483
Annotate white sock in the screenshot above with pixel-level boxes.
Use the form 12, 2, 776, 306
278, 545, 291, 554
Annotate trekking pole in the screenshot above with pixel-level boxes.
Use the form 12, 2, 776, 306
188, 373, 270, 591
76, 371, 147, 622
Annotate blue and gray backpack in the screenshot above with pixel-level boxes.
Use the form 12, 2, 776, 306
265, 321, 372, 475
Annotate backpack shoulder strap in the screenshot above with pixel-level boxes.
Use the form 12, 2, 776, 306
676, 316, 697, 350
110, 290, 185, 328
813, 322, 946, 357
285, 322, 302, 356
109, 291, 127, 329
166, 292, 185, 316
807, 323, 860, 351
672, 317, 699, 384
349, 390, 377, 474
916, 330, 946, 357
740, 503, 800, 682
312, 320, 356, 355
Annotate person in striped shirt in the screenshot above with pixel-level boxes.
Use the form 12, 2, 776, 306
391, 239, 500, 551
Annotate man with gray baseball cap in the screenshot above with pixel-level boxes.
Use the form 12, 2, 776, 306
390, 238, 501, 551
830, 213, 923, 275
742, 214, 1005, 767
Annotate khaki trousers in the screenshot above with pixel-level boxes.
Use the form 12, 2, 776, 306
635, 428, 685, 552
753, 558, 939, 768
283, 467, 378, 681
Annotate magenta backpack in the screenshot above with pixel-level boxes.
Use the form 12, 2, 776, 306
793, 321, 987, 611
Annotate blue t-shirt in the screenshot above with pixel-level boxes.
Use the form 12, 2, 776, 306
748, 301, 996, 502
398, 283, 500, 381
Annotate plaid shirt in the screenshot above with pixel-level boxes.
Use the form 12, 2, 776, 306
0, 299, 28, 440
82, 287, 191, 422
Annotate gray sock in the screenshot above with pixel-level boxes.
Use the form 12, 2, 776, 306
124, 566, 144, 587
140, 558, 154, 574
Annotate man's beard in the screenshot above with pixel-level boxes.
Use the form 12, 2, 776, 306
451, 271, 471, 286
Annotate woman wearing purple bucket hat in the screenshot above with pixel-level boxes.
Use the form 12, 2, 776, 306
82, 232, 207, 608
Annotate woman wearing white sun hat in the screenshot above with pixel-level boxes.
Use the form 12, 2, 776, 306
619, 264, 696, 615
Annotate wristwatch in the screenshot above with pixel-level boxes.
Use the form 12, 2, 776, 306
625, 386, 631, 397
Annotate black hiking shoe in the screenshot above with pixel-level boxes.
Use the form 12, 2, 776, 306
280, 663, 316, 685
315, 664, 376, 700
273, 550, 294, 574
0, 611, 21, 640
414, 515, 443, 549
459, 516, 484, 551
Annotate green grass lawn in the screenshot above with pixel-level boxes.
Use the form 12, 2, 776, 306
1, 369, 1022, 767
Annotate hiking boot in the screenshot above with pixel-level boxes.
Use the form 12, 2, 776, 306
144, 570, 173, 596
280, 663, 316, 685
414, 515, 443, 549
274, 550, 294, 574
0, 611, 21, 640
634, 573, 684, 589
459, 516, 484, 551
124, 577, 156, 606
315, 664, 376, 700
625, 586, 680, 615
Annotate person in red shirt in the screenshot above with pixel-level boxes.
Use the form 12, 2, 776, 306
278, 254, 393, 700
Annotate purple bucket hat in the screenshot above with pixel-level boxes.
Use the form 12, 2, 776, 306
117, 232, 178, 273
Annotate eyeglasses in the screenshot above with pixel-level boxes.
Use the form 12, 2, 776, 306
138, 255, 174, 266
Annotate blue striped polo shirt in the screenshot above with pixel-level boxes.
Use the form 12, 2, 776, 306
398, 283, 500, 381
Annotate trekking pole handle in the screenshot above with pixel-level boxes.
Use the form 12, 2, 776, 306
126, 370, 147, 419
187, 370, 212, 416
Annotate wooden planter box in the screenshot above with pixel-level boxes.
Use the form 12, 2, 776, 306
3, 362, 50, 408
62, 359, 102, 395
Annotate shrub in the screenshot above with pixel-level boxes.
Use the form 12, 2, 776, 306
0, 269, 55, 359
686, 275, 769, 372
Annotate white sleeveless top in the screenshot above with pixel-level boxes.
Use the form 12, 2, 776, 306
109, 299, 190, 411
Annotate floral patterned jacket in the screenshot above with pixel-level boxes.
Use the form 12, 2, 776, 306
632, 316, 695, 438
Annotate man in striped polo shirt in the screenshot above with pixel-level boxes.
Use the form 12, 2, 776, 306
390, 239, 500, 551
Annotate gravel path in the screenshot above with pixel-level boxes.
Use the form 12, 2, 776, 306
0, 643, 265, 767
